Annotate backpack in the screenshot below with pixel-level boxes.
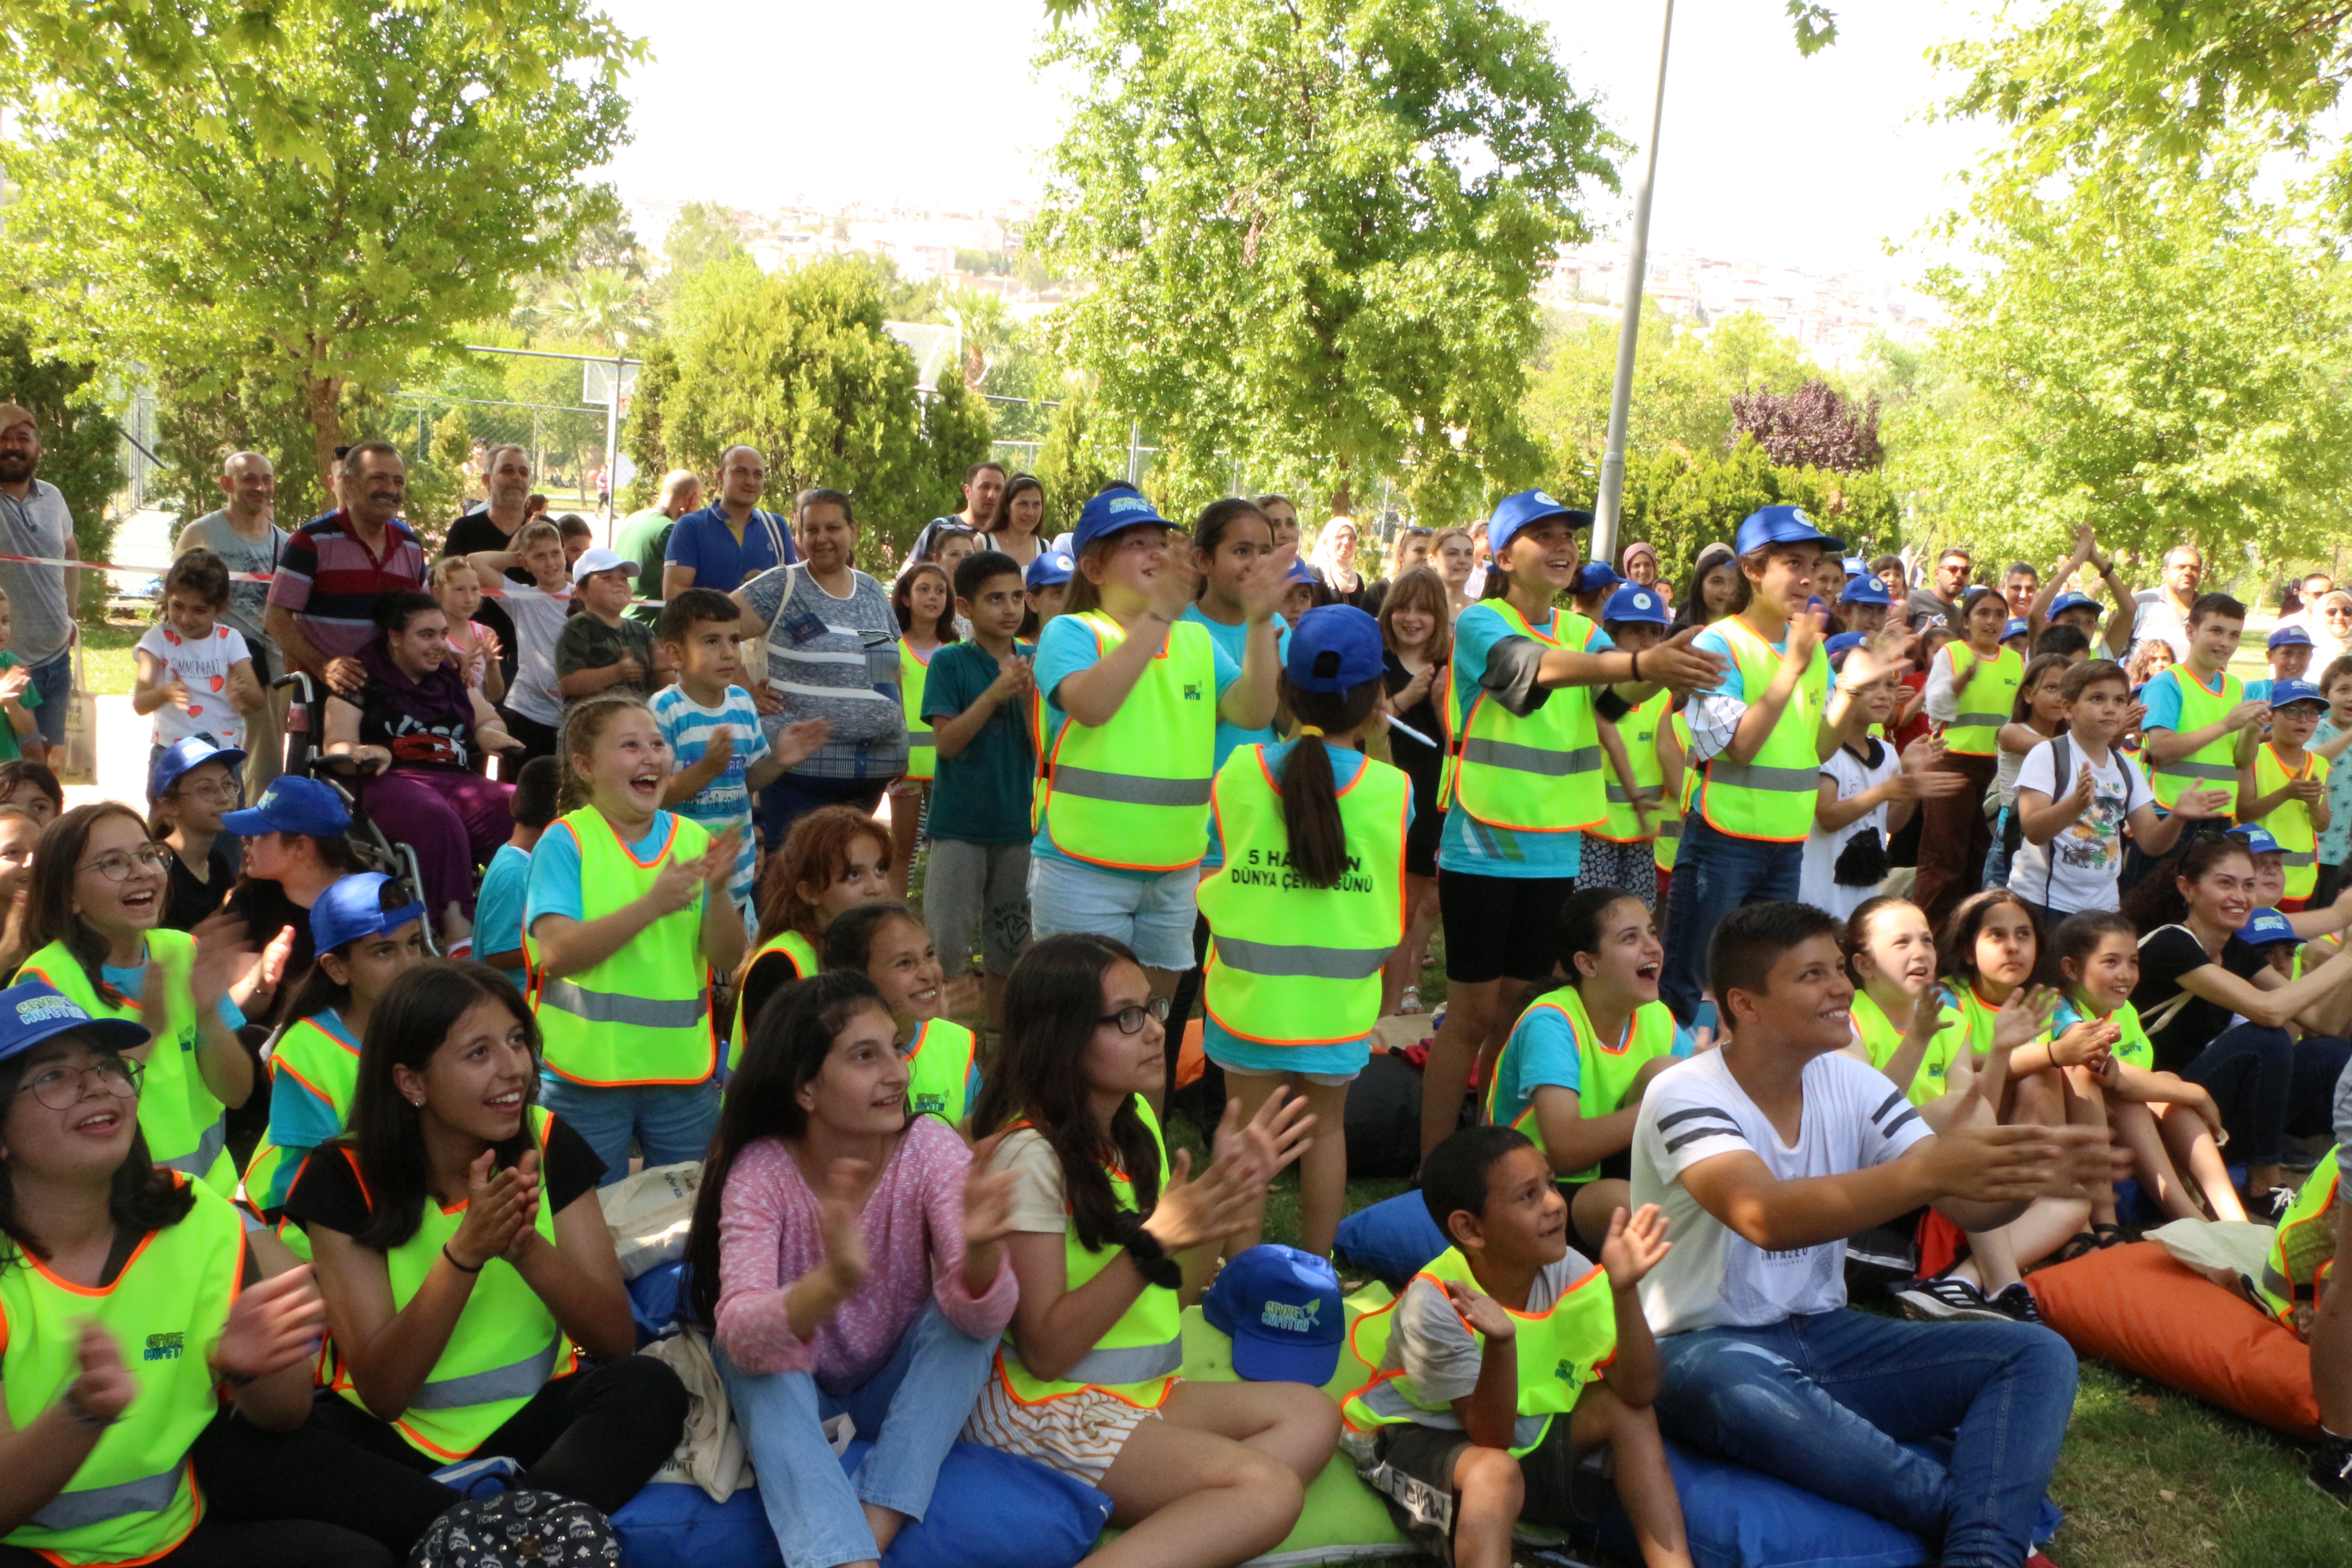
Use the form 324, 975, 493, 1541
409, 1491, 622, 1568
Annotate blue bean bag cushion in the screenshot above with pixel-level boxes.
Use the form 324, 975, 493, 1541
626, 1260, 691, 1345
1331, 1190, 1446, 1290
613, 1438, 1111, 1568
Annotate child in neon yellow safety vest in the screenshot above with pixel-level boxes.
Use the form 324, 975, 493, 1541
1581, 584, 1679, 911
1838, 896, 1971, 1115
965, 933, 1335, 1566
524, 696, 745, 1180
2238, 679, 2333, 908
887, 562, 958, 901
1340, 1127, 1691, 1568
734, 806, 892, 1070
822, 901, 983, 1136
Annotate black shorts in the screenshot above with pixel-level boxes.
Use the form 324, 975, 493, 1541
1355, 1417, 1605, 1565
1438, 869, 1574, 985
1407, 806, 1444, 880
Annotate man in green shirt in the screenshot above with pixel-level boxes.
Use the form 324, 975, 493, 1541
614, 467, 700, 624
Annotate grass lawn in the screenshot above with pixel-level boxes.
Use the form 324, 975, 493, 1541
77, 619, 146, 697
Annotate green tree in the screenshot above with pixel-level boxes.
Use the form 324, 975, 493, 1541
398, 405, 475, 549
0, 0, 639, 487
1613, 437, 1897, 585
1034, 0, 1622, 521
617, 341, 680, 513
0, 316, 125, 589
1034, 390, 1120, 532
662, 202, 750, 276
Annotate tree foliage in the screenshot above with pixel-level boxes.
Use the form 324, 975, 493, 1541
1033, 0, 1622, 522
1729, 379, 1882, 474
1617, 437, 1898, 588
0, 0, 641, 486
1034, 390, 1120, 532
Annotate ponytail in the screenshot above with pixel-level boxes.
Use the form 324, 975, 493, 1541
1276, 674, 1385, 888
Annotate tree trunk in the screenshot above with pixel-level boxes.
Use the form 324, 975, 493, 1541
304, 372, 346, 500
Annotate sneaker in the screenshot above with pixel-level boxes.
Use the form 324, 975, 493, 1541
1989, 1283, 2043, 1323
2251, 1185, 2298, 1225
1893, 1276, 2009, 1322
429, 1454, 523, 1499
2309, 1439, 2352, 1506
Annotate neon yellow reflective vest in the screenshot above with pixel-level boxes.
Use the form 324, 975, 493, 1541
242, 1009, 363, 1217
1487, 985, 1681, 1181
905, 1018, 977, 1126
1940, 644, 2022, 757
2147, 666, 2245, 811
1950, 981, 2052, 1062
1848, 990, 1965, 1108
1198, 744, 1409, 1048
1440, 603, 1605, 833
901, 642, 938, 783
1596, 690, 1671, 843
18, 931, 231, 1196
1341, 1246, 1617, 1456
2256, 1145, 2337, 1336
1036, 612, 1218, 873
327, 1107, 578, 1460
1654, 712, 1692, 872
1695, 617, 1828, 843
729, 930, 819, 1073
2055, 997, 2153, 1073
527, 808, 717, 1088
995, 1097, 1182, 1410
0, 1179, 244, 1568
2253, 743, 2328, 898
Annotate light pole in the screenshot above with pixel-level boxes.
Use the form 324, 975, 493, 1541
1591, 0, 1676, 569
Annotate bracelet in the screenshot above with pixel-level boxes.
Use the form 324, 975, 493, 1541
61, 1387, 118, 1430
442, 1242, 484, 1275
1629, 648, 1642, 683
1122, 1226, 1183, 1290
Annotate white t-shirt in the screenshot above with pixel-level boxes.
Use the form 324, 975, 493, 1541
134, 622, 252, 750
2006, 737, 2151, 914
1799, 739, 1901, 922
1631, 1048, 1930, 1335
491, 581, 572, 726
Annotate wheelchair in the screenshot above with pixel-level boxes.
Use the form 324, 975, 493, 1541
270, 668, 442, 955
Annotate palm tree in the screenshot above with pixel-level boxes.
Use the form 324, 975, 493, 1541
544, 268, 655, 353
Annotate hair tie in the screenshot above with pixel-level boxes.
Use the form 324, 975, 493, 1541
1297, 725, 1326, 738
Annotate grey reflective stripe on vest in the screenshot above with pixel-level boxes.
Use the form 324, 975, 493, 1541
907, 729, 934, 748
1705, 760, 1818, 793
1356, 1379, 1547, 1448
1951, 710, 2009, 729
2260, 1262, 2313, 1303
156, 1117, 227, 1179
1657, 818, 1682, 838
1065, 1334, 1183, 1387
537, 979, 708, 1030
1460, 739, 1600, 779
2156, 760, 2238, 781
2281, 849, 2318, 867
30, 1465, 182, 1530
1604, 783, 1662, 804
412, 1339, 562, 1411
1213, 936, 1392, 981
1050, 765, 1211, 808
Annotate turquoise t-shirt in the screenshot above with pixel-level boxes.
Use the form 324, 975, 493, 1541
1437, 603, 1614, 880
1180, 605, 1292, 869
473, 842, 532, 991
1488, 1001, 1695, 1136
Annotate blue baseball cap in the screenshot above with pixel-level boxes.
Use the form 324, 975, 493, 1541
0, 980, 148, 1066
1573, 561, 1622, 595
2047, 591, 2101, 618
221, 774, 350, 839
2269, 625, 2315, 650
1024, 549, 1074, 590
1602, 584, 1670, 627
310, 872, 428, 956
1284, 557, 1318, 587
1485, 490, 1592, 560
1070, 488, 1172, 554
2238, 908, 2298, 948
1825, 631, 1867, 657
2230, 823, 2284, 857
1287, 605, 1383, 693
150, 737, 248, 803
2002, 617, 2029, 642
1731, 504, 1842, 559
1203, 1244, 1344, 1384
1844, 556, 1867, 575
1839, 574, 1892, 607
2268, 677, 2326, 710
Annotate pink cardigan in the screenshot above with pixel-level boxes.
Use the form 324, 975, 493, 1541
714, 1117, 1018, 1390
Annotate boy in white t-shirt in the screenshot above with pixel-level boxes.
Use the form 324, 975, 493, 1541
133, 548, 265, 783
1799, 679, 1960, 921
466, 518, 573, 760
1632, 900, 2112, 1568
2009, 658, 2225, 920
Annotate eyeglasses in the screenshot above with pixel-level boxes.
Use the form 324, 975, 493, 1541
15, 1058, 141, 1111
78, 845, 172, 881
176, 778, 240, 804
1099, 997, 1172, 1035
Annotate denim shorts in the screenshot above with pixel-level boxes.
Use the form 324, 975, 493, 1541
1026, 853, 1199, 971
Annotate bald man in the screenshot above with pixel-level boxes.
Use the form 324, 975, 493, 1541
178, 451, 291, 790
615, 467, 699, 624
662, 444, 798, 601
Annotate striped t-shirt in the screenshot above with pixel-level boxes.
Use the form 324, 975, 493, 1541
265, 511, 426, 660
648, 683, 771, 914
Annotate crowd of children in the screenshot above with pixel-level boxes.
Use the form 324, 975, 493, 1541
10, 470, 2352, 1568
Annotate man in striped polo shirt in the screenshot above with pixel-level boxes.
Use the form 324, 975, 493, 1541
264, 441, 427, 697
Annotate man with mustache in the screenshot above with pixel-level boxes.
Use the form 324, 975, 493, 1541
0, 403, 80, 755
264, 441, 427, 698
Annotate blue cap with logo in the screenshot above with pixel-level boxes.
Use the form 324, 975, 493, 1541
2269, 624, 2315, 650
2268, 678, 2326, 710
1286, 605, 1384, 694
1731, 504, 1842, 558
1844, 556, 1867, 575
2230, 823, 2284, 857
1485, 490, 1592, 560
1203, 1244, 1345, 1384
2002, 617, 2029, 642
150, 737, 248, 804
1284, 557, 1318, 588
1825, 631, 1867, 657
221, 774, 350, 839
1025, 549, 1075, 590
1573, 561, 1622, 596
1602, 584, 1670, 627
2238, 908, 2298, 948
311, 872, 429, 956
2047, 591, 2101, 618
1071, 488, 1172, 554
0, 980, 148, 1066
1839, 574, 1891, 607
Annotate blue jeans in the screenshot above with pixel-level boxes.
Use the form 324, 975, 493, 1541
1659, 811, 1802, 1025
535, 1075, 720, 1184
1656, 1309, 2075, 1568
2178, 1024, 2352, 1166
25, 645, 69, 750
1027, 853, 1199, 972
718, 1301, 999, 1568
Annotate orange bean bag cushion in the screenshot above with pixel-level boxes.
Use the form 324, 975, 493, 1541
2025, 1240, 2321, 1439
